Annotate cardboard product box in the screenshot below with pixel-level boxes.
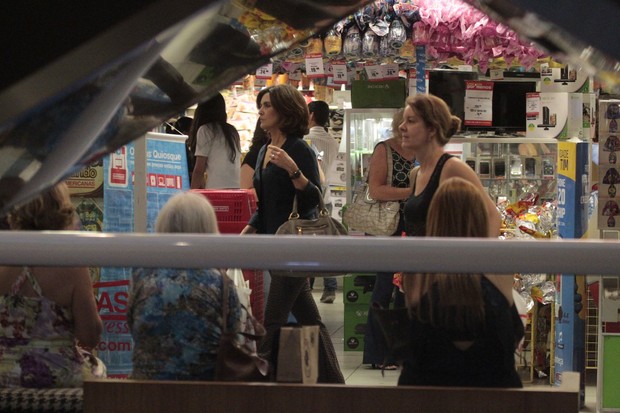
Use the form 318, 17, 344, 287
582, 93, 596, 141
599, 196, 620, 230
276, 325, 319, 383
599, 100, 620, 134
600, 131, 620, 168
526, 92, 583, 139
351, 79, 406, 108
330, 194, 346, 221
327, 154, 347, 185
599, 165, 620, 199
343, 273, 375, 304
540, 65, 593, 93
344, 303, 369, 351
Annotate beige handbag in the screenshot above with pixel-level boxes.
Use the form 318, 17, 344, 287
343, 143, 400, 236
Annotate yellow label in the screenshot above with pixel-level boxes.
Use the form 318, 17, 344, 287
558, 141, 576, 180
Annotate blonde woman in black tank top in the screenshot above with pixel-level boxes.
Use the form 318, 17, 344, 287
400, 94, 501, 237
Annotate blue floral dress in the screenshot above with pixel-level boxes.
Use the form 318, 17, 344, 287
128, 268, 242, 380
0, 267, 86, 388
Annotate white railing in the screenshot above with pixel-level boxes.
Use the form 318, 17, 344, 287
0, 231, 618, 275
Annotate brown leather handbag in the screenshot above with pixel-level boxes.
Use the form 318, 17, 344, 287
214, 275, 270, 382
272, 188, 348, 278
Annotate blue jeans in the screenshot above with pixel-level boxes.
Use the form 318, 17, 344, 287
309, 277, 337, 291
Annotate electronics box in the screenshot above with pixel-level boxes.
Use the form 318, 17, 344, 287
351, 79, 406, 108
540, 65, 593, 93
583, 93, 596, 141
344, 303, 369, 351
343, 273, 375, 304
526, 92, 583, 140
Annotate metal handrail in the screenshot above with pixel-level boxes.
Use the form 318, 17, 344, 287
0, 231, 617, 275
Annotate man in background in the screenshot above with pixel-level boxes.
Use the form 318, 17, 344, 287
305, 101, 340, 304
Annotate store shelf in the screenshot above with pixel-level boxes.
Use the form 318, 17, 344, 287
452, 136, 558, 145
586, 286, 599, 370
454, 138, 559, 205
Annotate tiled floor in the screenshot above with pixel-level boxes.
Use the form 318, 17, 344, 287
313, 289, 598, 412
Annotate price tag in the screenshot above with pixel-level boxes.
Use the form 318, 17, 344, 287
255, 63, 273, 79
464, 80, 493, 126
326, 76, 340, 89
332, 63, 348, 84
526, 92, 541, 118
489, 68, 504, 80
305, 54, 325, 78
365, 64, 383, 81
382, 63, 399, 80
289, 70, 302, 81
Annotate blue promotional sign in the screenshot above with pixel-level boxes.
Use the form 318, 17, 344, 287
415, 46, 426, 94
99, 134, 189, 377
554, 141, 588, 405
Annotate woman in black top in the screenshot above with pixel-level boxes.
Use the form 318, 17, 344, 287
399, 177, 523, 388
241, 84, 344, 383
400, 94, 501, 237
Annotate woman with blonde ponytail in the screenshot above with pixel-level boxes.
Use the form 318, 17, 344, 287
400, 94, 501, 237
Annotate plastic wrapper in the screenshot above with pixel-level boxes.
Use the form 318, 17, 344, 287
388, 20, 406, 48
379, 35, 395, 57
531, 281, 556, 305
362, 29, 379, 57
343, 26, 362, 58
515, 274, 556, 307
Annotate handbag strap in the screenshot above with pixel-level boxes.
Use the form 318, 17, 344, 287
384, 143, 393, 186
364, 142, 393, 186
290, 185, 328, 219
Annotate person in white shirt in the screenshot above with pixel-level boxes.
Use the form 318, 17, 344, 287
188, 93, 241, 189
305, 100, 340, 304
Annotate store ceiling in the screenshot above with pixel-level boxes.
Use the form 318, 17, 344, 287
0, 0, 618, 215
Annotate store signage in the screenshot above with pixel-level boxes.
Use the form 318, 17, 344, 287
464, 80, 493, 126
66, 159, 103, 198
305, 54, 325, 78
554, 141, 588, 404
415, 46, 426, 94
101, 133, 189, 376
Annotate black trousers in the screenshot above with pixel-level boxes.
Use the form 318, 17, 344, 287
258, 274, 345, 383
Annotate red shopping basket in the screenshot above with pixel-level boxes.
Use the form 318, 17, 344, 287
192, 189, 257, 234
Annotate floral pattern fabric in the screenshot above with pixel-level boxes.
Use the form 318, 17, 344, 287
0, 268, 85, 388
128, 268, 242, 381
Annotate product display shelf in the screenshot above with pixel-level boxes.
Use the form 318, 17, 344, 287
343, 108, 398, 204
516, 300, 555, 384
451, 136, 559, 205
